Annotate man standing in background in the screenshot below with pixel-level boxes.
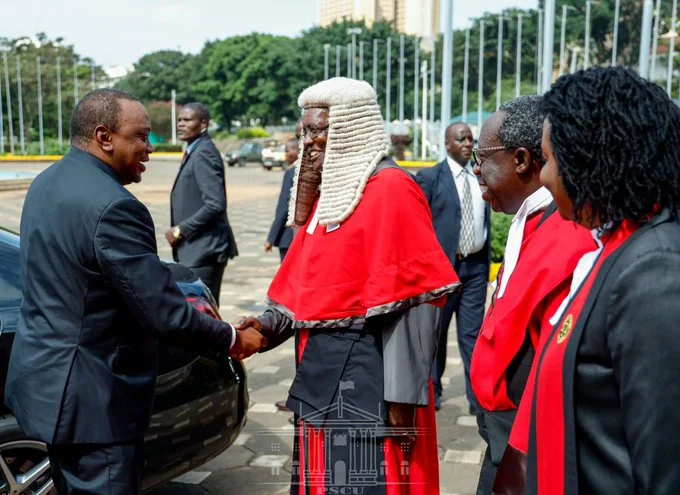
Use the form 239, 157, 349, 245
264, 137, 299, 261
416, 122, 490, 413
167, 102, 238, 305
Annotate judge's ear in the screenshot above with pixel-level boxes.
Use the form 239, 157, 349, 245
514, 147, 533, 175
94, 125, 114, 153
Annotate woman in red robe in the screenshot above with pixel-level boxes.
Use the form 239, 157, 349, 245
522, 67, 680, 494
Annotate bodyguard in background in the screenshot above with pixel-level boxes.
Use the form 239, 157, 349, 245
416, 122, 491, 414
264, 137, 299, 261
167, 103, 238, 305
5, 89, 265, 494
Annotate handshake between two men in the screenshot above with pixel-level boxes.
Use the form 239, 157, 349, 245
229, 316, 267, 361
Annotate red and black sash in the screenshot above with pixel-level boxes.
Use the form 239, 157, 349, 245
527, 221, 638, 495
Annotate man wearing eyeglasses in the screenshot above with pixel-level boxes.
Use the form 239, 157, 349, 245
415, 123, 491, 415
467, 96, 595, 494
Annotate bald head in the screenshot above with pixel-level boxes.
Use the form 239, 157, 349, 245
445, 122, 474, 165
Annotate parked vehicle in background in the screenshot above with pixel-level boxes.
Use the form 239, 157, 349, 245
261, 144, 287, 170
225, 143, 263, 167
0, 227, 249, 494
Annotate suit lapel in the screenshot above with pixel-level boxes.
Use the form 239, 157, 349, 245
171, 137, 204, 194
439, 160, 461, 212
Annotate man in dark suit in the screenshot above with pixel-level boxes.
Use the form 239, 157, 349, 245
264, 137, 299, 261
167, 102, 238, 305
416, 122, 491, 414
4, 89, 266, 495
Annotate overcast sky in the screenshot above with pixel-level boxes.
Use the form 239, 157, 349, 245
3, 0, 538, 68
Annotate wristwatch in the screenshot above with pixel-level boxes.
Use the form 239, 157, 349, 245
172, 226, 182, 240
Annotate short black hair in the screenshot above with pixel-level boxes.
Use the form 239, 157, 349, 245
183, 102, 210, 122
70, 89, 140, 147
542, 67, 680, 226
445, 122, 471, 136
498, 95, 545, 164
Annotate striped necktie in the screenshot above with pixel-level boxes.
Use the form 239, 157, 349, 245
458, 167, 475, 257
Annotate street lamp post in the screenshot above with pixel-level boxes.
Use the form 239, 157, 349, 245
2, 52, 13, 154
37, 56, 44, 156
422, 60, 428, 160
516, 14, 523, 97
640, 0, 655, 78
441, 0, 454, 157
399, 34, 405, 123
537, 9, 544, 94
430, 39, 435, 130
612, 0, 621, 65
462, 27, 471, 122
56, 57, 63, 148
496, 14, 505, 110
386, 38, 392, 129
16, 56, 25, 154
570, 47, 580, 73
478, 20, 485, 131
347, 43, 351, 77
373, 39, 383, 91
414, 37, 420, 158
171, 89, 177, 145
347, 28, 363, 78
336, 45, 341, 77
324, 44, 330, 80
560, 5, 576, 76
651, 0, 663, 78
543, 0, 556, 92
667, 0, 678, 94
584, 0, 592, 69
73, 58, 79, 104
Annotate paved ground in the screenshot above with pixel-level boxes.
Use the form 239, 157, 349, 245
0, 159, 485, 495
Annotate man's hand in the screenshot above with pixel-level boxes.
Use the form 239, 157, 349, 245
230, 326, 268, 360
233, 315, 262, 332
264, 241, 273, 252
165, 227, 180, 247
387, 402, 417, 454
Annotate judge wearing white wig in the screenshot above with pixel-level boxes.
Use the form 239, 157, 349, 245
235, 78, 460, 494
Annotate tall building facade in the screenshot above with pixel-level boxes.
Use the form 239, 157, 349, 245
319, 0, 440, 41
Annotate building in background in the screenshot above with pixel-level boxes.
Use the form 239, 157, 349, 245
319, 0, 440, 41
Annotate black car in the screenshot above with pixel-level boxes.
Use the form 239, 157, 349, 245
0, 227, 248, 494
225, 143, 263, 167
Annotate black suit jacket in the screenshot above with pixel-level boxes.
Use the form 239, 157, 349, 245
267, 167, 295, 249
171, 135, 238, 267
529, 209, 680, 494
415, 160, 491, 267
5, 148, 233, 445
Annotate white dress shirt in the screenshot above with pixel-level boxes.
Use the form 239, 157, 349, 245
548, 229, 604, 325
497, 186, 553, 299
447, 157, 487, 254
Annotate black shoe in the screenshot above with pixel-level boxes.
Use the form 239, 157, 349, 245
434, 394, 442, 411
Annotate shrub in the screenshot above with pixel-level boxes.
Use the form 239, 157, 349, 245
153, 143, 183, 152
490, 211, 512, 263
236, 127, 269, 139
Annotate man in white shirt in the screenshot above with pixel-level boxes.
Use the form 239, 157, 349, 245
416, 123, 491, 414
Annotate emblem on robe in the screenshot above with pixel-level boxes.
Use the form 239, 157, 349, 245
557, 314, 573, 344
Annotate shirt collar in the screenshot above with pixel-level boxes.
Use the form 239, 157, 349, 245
186, 135, 204, 155
512, 187, 553, 224
446, 155, 470, 176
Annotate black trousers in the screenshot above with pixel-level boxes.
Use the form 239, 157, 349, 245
431, 251, 488, 409
47, 440, 143, 495
476, 410, 517, 495
190, 260, 228, 305
278, 247, 289, 262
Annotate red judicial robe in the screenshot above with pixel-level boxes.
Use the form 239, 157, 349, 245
470, 210, 595, 418
267, 166, 460, 495
526, 221, 636, 495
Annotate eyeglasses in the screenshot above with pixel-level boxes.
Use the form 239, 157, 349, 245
302, 124, 329, 141
471, 146, 516, 167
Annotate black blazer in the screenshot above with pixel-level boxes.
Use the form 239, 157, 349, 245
267, 167, 295, 249
415, 160, 491, 267
5, 148, 233, 445
171, 135, 238, 267
528, 208, 680, 494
